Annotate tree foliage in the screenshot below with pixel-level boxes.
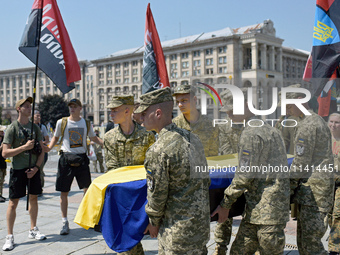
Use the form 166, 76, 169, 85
38, 95, 69, 128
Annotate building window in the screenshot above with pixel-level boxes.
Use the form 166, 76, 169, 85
219, 46, 227, 53
124, 69, 129, 76
116, 70, 121, 76
133, 69, 138, 75
106, 64, 112, 70
219, 56, 227, 64
219, 67, 227, 73
132, 77, 138, 82
115, 63, 121, 69
98, 66, 104, 71
99, 73, 104, 79
170, 82, 177, 87
171, 63, 177, 70
107, 71, 112, 78
181, 52, 189, 59
132, 61, 138, 66
182, 71, 189, 77
171, 72, 178, 78
194, 60, 201, 67
115, 79, 121, 84
182, 62, 189, 68
206, 58, 213, 65
193, 50, 201, 57
124, 78, 129, 83
194, 69, 201, 76
123, 62, 129, 68
170, 54, 177, 61
205, 48, 213, 55
206, 68, 214, 74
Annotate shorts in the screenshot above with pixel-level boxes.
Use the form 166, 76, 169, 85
9, 168, 42, 199
56, 153, 91, 192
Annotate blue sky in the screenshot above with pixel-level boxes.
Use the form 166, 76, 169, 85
0, 0, 315, 70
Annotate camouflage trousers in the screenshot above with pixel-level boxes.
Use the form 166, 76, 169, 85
118, 242, 144, 255
0, 168, 5, 196
229, 220, 285, 255
93, 154, 104, 173
214, 218, 233, 248
329, 185, 340, 253
296, 204, 328, 255
158, 243, 207, 255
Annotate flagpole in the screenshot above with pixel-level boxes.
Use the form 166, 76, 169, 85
27, 0, 44, 211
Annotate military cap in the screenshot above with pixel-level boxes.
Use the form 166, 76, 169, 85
15, 96, 33, 110
220, 87, 248, 112
172, 84, 196, 96
106, 95, 134, 109
278, 84, 308, 106
68, 98, 82, 107
134, 87, 173, 113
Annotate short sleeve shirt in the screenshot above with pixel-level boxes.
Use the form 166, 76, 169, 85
54, 118, 95, 154
3, 121, 42, 169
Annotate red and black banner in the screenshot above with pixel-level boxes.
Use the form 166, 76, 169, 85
142, 3, 169, 94
19, 0, 80, 94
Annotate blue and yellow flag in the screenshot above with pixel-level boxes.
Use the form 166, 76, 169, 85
312, 0, 340, 96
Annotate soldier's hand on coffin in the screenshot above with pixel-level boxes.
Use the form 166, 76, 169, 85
211, 205, 229, 223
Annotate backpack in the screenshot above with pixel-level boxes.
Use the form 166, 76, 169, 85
59, 117, 91, 145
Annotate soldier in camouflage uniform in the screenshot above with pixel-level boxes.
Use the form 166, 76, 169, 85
104, 95, 155, 255
172, 84, 219, 157
214, 96, 243, 255
286, 89, 334, 255
328, 112, 340, 255
136, 87, 210, 255
212, 89, 290, 255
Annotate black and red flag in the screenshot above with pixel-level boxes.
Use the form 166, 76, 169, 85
142, 3, 169, 94
19, 0, 80, 94
311, 0, 340, 96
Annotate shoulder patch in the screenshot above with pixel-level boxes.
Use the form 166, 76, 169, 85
240, 150, 250, 167
146, 174, 154, 191
296, 138, 305, 156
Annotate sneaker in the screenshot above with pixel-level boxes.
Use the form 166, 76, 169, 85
60, 221, 69, 235
28, 226, 46, 240
2, 235, 14, 251
0, 196, 6, 203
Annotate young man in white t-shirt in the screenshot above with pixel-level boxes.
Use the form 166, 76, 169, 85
48, 99, 103, 235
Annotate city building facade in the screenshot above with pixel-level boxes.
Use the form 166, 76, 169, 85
0, 20, 310, 125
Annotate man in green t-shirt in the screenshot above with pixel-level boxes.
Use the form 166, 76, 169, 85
2, 97, 46, 252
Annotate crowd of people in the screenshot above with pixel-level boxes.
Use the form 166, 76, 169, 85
0, 83, 339, 255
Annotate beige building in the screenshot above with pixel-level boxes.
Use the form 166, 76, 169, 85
0, 19, 309, 125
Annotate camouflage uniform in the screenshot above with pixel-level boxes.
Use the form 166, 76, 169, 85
144, 123, 210, 254
104, 121, 155, 171
172, 84, 218, 157
290, 110, 334, 255
221, 120, 290, 255
213, 120, 243, 254
277, 115, 300, 154
92, 143, 104, 173
135, 87, 210, 254
104, 95, 155, 255
329, 137, 340, 253
173, 112, 218, 157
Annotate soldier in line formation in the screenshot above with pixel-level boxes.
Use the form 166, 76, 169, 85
101, 83, 336, 254
104, 95, 155, 255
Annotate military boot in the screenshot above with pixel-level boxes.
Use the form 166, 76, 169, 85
213, 244, 227, 255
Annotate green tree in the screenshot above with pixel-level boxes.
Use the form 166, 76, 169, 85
38, 95, 69, 128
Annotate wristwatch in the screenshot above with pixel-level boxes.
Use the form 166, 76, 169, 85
34, 165, 41, 171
